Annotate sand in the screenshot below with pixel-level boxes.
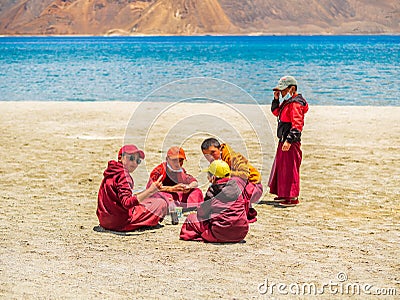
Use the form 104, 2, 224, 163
0, 102, 399, 299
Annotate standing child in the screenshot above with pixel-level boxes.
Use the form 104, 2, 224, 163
268, 75, 309, 206
180, 160, 249, 243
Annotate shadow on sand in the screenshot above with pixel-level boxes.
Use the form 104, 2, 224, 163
257, 200, 293, 208
93, 224, 164, 236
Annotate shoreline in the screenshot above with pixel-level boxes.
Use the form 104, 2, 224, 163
1, 100, 400, 108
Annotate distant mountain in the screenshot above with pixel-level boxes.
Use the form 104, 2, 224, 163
219, 0, 400, 34
0, 0, 399, 35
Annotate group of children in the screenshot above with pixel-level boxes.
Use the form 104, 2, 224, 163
96, 75, 308, 243
96, 139, 263, 243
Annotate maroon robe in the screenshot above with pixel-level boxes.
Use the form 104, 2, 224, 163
269, 94, 308, 199
147, 162, 203, 208
268, 142, 302, 199
180, 177, 249, 243
97, 160, 168, 231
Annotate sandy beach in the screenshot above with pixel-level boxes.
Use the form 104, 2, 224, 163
0, 101, 399, 299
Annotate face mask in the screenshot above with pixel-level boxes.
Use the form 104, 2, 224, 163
167, 162, 183, 173
282, 93, 292, 101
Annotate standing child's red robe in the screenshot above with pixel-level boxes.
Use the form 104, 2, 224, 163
268, 94, 309, 199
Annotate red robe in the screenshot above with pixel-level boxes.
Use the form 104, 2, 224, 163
97, 160, 167, 231
180, 177, 249, 243
269, 94, 309, 199
268, 142, 302, 198
219, 143, 263, 222
147, 162, 203, 208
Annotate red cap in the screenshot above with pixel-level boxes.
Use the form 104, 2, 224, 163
118, 144, 145, 160
167, 146, 186, 160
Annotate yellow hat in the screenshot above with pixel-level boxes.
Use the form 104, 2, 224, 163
203, 160, 231, 178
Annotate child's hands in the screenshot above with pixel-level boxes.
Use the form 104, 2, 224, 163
282, 141, 291, 152
149, 175, 163, 193
273, 90, 280, 101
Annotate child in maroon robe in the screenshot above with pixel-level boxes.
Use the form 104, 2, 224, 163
268, 76, 309, 207
180, 160, 249, 243
201, 138, 263, 222
97, 145, 168, 232
147, 146, 203, 210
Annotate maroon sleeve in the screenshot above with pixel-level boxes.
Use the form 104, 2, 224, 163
197, 200, 212, 220
115, 173, 139, 209
180, 168, 197, 184
149, 164, 165, 183
197, 187, 215, 219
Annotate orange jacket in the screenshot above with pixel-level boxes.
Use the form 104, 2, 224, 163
220, 143, 261, 184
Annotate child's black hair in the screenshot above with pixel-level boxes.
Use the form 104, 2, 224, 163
201, 138, 221, 150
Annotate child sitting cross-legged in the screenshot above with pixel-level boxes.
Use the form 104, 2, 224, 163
179, 160, 249, 243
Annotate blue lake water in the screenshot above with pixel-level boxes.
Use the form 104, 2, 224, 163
0, 35, 399, 105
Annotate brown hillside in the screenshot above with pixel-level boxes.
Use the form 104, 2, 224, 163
219, 0, 400, 34
0, 0, 154, 35
0, 0, 399, 35
129, 0, 236, 35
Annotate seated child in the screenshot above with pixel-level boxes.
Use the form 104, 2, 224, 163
201, 138, 263, 223
179, 160, 249, 243
97, 144, 168, 232
147, 146, 203, 210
